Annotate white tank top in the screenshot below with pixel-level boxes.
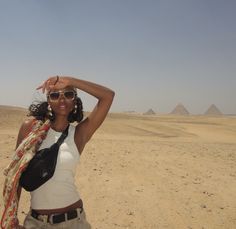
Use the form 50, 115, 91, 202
30, 125, 80, 209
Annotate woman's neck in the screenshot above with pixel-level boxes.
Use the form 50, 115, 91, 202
50, 117, 69, 132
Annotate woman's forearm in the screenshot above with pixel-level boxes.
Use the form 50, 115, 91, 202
68, 77, 115, 101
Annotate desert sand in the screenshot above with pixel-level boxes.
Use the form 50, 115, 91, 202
0, 106, 236, 229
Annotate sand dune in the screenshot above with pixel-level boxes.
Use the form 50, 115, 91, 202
0, 107, 236, 228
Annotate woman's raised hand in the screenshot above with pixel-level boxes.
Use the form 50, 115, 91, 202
37, 76, 71, 93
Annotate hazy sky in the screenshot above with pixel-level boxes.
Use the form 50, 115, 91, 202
0, 0, 235, 114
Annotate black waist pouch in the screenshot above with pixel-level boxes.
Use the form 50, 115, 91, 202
19, 125, 69, 192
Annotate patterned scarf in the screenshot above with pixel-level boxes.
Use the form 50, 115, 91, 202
1, 119, 51, 229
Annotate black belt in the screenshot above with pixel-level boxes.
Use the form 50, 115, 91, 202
31, 207, 83, 224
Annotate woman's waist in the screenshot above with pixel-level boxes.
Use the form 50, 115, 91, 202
31, 199, 83, 215
31, 185, 80, 210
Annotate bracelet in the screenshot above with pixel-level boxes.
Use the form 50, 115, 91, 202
54, 75, 59, 85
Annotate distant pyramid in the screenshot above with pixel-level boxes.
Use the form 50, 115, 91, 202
170, 103, 189, 115
204, 104, 222, 116
144, 108, 155, 115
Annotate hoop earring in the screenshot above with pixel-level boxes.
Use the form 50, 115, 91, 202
73, 104, 77, 114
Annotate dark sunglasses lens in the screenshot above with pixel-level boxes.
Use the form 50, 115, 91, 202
64, 91, 75, 99
49, 92, 60, 100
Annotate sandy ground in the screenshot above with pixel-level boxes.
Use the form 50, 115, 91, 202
0, 106, 236, 229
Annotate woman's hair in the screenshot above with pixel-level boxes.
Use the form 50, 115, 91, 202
28, 97, 83, 123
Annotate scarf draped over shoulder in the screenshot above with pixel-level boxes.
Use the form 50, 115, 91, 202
1, 119, 51, 229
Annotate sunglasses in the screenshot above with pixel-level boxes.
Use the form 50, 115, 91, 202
47, 90, 77, 101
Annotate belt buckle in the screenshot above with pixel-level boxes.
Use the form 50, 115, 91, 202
38, 214, 48, 223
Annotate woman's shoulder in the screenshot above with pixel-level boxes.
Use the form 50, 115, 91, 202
22, 116, 37, 128
15, 117, 38, 149
19, 117, 38, 137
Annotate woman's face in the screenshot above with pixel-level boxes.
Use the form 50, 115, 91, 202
47, 87, 77, 117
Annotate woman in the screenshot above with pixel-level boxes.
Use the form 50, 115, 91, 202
1, 76, 114, 229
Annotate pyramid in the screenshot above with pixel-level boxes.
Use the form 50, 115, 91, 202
204, 104, 222, 116
170, 103, 189, 115
144, 108, 155, 115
